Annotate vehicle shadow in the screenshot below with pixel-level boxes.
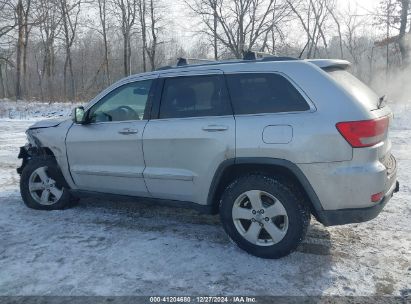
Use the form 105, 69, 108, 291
1, 192, 337, 295
73, 197, 336, 294
77, 196, 334, 257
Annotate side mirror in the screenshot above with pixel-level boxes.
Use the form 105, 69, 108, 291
72, 106, 86, 124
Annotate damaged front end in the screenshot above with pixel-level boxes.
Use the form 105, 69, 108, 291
16, 141, 48, 175
17, 124, 63, 175
17, 144, 32, 175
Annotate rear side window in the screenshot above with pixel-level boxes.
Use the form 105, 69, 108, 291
159, 75, 232, 119
226, 73, 310, 115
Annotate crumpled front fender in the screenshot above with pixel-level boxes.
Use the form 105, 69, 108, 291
28, 118, 68, 129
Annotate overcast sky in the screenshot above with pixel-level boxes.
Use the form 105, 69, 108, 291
344, 0, 379, 13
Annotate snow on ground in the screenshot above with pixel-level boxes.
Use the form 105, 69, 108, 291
0, 101, 410, 297
0, 99, 82, 121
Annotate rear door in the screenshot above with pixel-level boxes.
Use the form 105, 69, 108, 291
66, 78, 155, 196
225, 72, 315, 163
142, 70, 235, 204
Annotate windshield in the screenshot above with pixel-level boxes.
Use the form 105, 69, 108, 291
326, 69, 381, 110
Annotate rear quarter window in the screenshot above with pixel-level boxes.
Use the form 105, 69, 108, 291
225, 73, 310, 115
325, 69, 380, 110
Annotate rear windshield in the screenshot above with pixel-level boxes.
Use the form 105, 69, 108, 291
326, 69, 381, 110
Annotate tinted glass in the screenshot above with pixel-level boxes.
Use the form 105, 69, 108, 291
226, 73, 310, 115
326, 69, 380, 110
159, 75, 231, 119
89, 79, 153, 123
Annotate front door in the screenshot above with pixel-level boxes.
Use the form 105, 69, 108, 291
142, 72, 235, 204
66, 78, 155, 196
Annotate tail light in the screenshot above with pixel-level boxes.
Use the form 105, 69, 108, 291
371, 192, 384, 202
336, 116, 389, 148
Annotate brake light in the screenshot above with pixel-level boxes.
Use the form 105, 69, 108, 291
336, 116, 389, 148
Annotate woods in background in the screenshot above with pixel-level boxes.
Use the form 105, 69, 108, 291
0, 0, 410, 102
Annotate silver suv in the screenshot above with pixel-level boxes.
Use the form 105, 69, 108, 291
17, 55, 399, 258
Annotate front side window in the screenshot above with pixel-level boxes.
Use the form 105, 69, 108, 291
88, 79, 153, 123
159, 75, 232, 119
226, 73, 310, 115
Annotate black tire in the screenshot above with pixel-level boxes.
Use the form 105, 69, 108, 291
219, 174, 310, 259
20, 156, 75, 210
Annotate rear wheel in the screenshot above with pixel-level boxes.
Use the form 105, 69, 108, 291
219, 174, 310, 259
20, 157, 74, 210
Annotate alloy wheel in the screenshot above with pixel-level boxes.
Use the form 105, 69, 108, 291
28, 166, 63, 205
232, 190, 288, 246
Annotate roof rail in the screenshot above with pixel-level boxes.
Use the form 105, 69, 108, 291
156, 54, 298, 71
177, 57, 215, 66
242, 50, 298, 62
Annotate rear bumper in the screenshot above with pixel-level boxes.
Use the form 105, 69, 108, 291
320, 180, 399, 226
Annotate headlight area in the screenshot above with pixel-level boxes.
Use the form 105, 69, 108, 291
17, 130, 40, 175
17, 145, 30, 175
26, 129, 38, 147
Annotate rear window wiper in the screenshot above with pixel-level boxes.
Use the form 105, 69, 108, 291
378, 95, 386, 108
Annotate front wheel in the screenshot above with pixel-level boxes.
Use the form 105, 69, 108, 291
20, 157, 74, 210
219, 174, 310, 259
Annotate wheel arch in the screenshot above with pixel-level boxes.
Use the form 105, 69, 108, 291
207, 157, 326, 223
17, 146, 56, 174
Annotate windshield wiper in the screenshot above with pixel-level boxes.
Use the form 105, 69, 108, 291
378, 95, 386, 108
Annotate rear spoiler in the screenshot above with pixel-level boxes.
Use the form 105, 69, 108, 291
306, 59, 351, 70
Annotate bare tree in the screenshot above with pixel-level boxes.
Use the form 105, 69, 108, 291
16, 0, 24, 99
21, 0, 33, 96
113, 0, 137, 76
373, 0, 411, 70
0, 1, 17, 39
138, 0, 147, 71
36, 0, 61, 100
0, 0, 17, 98
260, 0, 293, 54
0, 0, 407, 102
145, 0, 163, 70
286, 0, 333, 58
188, 0, 280, 58
398, 0, 410, 65
326, 1, 343, 58
97, 0, 111, 84
59, 0, 81, 100
343, 11, 370, 79
211, 0, 218, 59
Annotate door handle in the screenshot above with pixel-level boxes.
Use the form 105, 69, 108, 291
202, 125, 229, 132
118, 128, 138, 135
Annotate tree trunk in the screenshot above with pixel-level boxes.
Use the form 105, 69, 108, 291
212, 1, 218, 60
22, 0, 31, 98
0, 63, 5, 98
103, 31, 110, 84
60, 0, 77, 100
127, 33, 132, 73
148, 0, 156, 70
16, 0, 24, 100
98, 0, 110, 84
139, 0, 147, 72
68, 49, 75, 100
123, 33, 129, 76
398, 0, 410, 66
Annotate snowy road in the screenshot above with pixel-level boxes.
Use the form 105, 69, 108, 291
0, 112, 410, 296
